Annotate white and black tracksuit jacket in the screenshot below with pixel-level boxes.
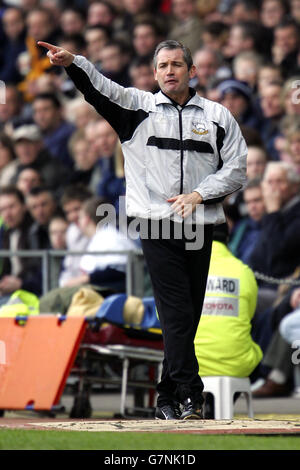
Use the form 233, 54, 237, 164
65, 55, 248, 225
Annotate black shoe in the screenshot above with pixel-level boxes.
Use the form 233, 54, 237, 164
180, 398, 203, 420
155, 403, 181, 420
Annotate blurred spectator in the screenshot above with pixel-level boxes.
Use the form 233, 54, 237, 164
201, 21, 229, 53
87, 0, 117, 28
116, 0, 157, 45
257, 63, 283, 94
32, 92, 76, 168
60, 7, 86, 35
11, 124, 69, 195
59, 184, 92, 286
63, 196, 136, 290
0, 7, 27, 84
0, 133, 18, 187
232, 51, 263, 91
65, 97, 99, 130
218, 79, 262, 130
0, 185, 41, 298
260, 0, 289, 29
85, 25, 111, 64
272, 17, 300, 77
49, 213, 68, 250
98, 40, 131, 86
58, 33, 87, 56
281, 75, 300, 116
230, 0, 261, 23
26, 186, 57, 249
259, 82, 285, 160
85, 119, 118, 185
246, 146, 268, 180
192, 48, 224, 90
224, 21, 272, 61
229, 178, 266, 264
16, 166, 42, 195
96, 140, 126, 213
290, 0, 300, 21
0, 84, 27, 132
48, 212, 68, 289
167, 0, 203, 55
68, 128, 101, 192
285, 118, 300, 171
129, 57, 159, 92
248, 161, 300, 307
132, 18, 162, 60
18, 7, 62, 102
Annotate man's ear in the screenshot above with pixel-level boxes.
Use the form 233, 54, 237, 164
154, 68, 158, 81
189, 64, 196, 79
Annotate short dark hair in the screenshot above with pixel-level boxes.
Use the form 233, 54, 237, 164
33, 92, 62, 109
0, 185, 25, 204
60, 184, 93, 207
153, 40, 193, 70
81, 196, 110, 225
244, 177, 263, 191
26, 186, 55, 199
275, 16, 300, 36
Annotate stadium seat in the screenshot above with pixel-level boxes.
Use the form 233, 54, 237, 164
202, 376, 254, 420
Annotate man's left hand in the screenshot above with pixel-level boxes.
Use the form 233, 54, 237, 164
167, 191, 203, 218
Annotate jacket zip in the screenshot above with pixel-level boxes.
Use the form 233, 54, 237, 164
178, 106, 184, 194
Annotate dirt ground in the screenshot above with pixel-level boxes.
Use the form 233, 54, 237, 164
1, 417, 300, 434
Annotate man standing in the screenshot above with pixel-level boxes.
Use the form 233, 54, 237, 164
38, 39, 247, 420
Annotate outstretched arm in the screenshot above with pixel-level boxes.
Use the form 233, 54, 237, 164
37, 41, 74, 67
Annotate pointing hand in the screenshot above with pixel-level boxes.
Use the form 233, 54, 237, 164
37, 41, 74, 67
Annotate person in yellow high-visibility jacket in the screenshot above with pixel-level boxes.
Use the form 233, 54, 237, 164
195, 224, 262, 378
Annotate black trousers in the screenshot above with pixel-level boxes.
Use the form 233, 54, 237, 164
140, 220, 213, 406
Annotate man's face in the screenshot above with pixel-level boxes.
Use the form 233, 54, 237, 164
193, 50, 217, 87
3, 8, 25, 40
63, 199, 83, 225
227, 26, 247, 56
26, 192, 56, 226
60, 10, 85, 35
15, 139, 40, 165
130, 64, 157, 91
88, 121, 118, 157
246, 147, 267, 179
154, 48, 194, 99
133, 25, 157, 57
26, 11, 53, 41
274, 25, 299, 55
172, 0, 195, 21
221, 92, 248, 119
0, 86, 21, 122
16, 168, 41, 195
33, 99, 61, 131
244, 186, 265, 222
0, 194, 26, 229
264, 168, 297, 204
260, 85, 283, 118
85, 29, 108, 62
88, 2, 114, 26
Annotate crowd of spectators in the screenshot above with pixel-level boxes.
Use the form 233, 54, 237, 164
0, 0, 300, 397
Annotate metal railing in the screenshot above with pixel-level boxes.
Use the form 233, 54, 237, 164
0, 249, 145, 297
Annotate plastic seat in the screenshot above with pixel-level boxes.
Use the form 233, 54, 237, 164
202, 376, 254, 420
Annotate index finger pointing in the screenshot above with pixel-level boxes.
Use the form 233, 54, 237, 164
37, 41, 58, 52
